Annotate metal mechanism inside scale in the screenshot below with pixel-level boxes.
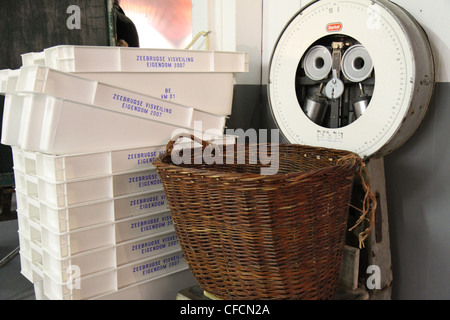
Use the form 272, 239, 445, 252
300, 37, 374, 128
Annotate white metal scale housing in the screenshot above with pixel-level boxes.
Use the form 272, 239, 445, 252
268, 0, 435, 159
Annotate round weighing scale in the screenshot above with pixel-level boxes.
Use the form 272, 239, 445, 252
268, 0, 435, 159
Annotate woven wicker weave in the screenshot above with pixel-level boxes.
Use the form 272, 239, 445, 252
153, 134, 375, 300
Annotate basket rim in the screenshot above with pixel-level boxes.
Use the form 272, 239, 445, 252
152, 142, 361, 183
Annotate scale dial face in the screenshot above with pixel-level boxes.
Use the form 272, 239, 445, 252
268, 0, 434, 158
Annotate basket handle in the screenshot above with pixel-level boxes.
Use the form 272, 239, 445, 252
165, 133, 211, 155
338, 154, 377, 249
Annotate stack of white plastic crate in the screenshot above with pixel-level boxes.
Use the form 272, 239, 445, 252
0, 46, 248, 300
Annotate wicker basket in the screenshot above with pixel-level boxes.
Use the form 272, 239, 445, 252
153, 134, 375, 300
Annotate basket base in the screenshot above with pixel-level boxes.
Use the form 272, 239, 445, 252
176, 285, 369, 301
203, 291, 222, 300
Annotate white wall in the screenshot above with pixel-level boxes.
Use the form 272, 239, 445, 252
192, 0, 262, 85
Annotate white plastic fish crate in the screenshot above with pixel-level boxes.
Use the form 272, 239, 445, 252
113, 189, 169, 221
0, 69, 10, 92
2, 74, 233, 154
41, 45, 249, 73
17, 218, 43, 264
0, 70, 24, 147
13, 137, 235, 183
39, 198, 114, 234
14, 164, 163, 208
1, 93, 31, 148
17, 209, 41, 241
13, 169, 27, 196
12, 148, 41, 178
114, 209, 174, 243
18, 65, 190, 126
3, 92, 226, 155
40, 222, 115, 259
115, 229, 180, 266
0, 69, 19, 93
43, 267, 115, 300
42, 245, 116, 283
20, 51, 45, 67
41, 209, 175, 259
43, 249, 188, 300
35, 144, 165, 182
32, 230, 185, 299
11, 146, 26, 173
36, 175, 112, 208
13, 151, 172, 233
14, 190, 29, 214
40, 189, 169, 234
91, 268, 196, 300
70, 71, 235, 116
35, 167, 163, 207
19, 249, 44, 284
42, 229, 180, 283
12, 143, 166, 182
17, 65, 234, 117
17, 213, 44, 284
116, 250, 187, 291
